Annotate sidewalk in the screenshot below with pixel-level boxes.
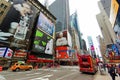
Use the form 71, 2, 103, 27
94, 70, 119, 80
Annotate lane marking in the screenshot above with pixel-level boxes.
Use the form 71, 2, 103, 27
56, 72, 78, 80
14, 73, 52, 80
30, 74, 53, 80
26, 73, 42, 76
31, 78, 49, 80
2, 71, 33, 76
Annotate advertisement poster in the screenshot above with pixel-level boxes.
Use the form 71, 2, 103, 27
0, 48, 6, 57
32, 29, 53, 55
56, 30, 68, 46
56, 46, 69, 59
37, 12, 55, 37
13, 49, 27, 58
110, 0, 119, 28
0, 0, 38, 48
4, 48, 13, 58
0, 47, 13, 58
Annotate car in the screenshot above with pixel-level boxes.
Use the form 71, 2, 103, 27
10, 62, 33, 71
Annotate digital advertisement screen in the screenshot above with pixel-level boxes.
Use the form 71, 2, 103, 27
32, 29, 53, 55
56, 30, 68, 46
0, 0, 38, 48
56, 46, 69, 59
37, 12, 55, 37
0, 47, 13, 58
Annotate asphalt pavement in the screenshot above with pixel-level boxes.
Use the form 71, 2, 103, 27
0, 66, 94, 80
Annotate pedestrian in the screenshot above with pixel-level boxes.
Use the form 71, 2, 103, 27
108, 64, 118, 80
116, 64, 120, 77
103, 63, 106, 71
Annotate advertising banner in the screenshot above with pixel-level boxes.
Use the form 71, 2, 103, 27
13, 49, 27, 58
56, 30, 68, 46
0, 47, 13, 58
56, 46, 69, 59
37, 12, 55, 37
110, 0, 119, 28
0, 0, 38, 48
0, 48, 6, 57
32, 29, 53, 55
4, 48, 13, 58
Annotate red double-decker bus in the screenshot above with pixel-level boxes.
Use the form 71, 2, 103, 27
77, 54, 98, 74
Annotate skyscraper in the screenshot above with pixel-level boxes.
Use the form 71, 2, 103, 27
87, 36, 96, 58
70, 12, 82, 51
49, 0, 70, 32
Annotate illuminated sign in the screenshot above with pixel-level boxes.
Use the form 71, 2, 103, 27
37, 12, 55, 37
0, 47, 13, 58
32, 29, 53, 55
56, 46, 69, 59
56, 30, 68, 46
110, 0, 119, 28
13, 50, 27, 58
0, 0, 37, 48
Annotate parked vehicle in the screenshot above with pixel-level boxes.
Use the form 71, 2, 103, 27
10, 62, 33, 71
77, 54, 98, 74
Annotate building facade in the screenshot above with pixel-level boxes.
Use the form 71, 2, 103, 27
96, 0, 120, 63
49, 0, 70, 32
0, 0, 56, 68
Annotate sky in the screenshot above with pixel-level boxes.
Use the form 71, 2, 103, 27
39, 0, 102, 56
69, 0, 102, 56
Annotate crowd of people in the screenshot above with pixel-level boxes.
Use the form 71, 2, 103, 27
99, 63, 120, 80
98, 62, 120, 80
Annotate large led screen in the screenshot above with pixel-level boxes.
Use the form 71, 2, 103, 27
0, 0, 38, 48
37, 12, 55, 37
32, 29, 53, 55
56, 30, 68, 46
56, 46, 69, 59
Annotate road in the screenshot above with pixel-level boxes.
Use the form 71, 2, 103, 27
0, 66, 94, 80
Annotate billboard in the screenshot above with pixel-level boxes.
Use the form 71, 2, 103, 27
56, 30, 72, 47
0, 47, 13, 58
110, 0, 119, 28
4, 48, 13, 58
32, 29, 53, 55
56, 46, 69, 59
0, 48, 6, 57
37, 12, 55, 37
0, 0, 38, 48
13, 49, 27, 58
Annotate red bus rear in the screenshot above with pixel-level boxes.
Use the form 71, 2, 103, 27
77, 54, 98, 74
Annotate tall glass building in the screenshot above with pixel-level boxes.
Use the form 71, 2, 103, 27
49, 0, 70, 32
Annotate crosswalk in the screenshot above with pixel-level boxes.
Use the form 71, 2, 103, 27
0, 66, 79, 80
30, 74, 53, 80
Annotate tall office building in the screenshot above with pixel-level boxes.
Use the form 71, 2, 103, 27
96, 0, 117, 45
49, 0, 70, 32
100, 0, 111, 18
96, 0, 119, 62
70, 12, 82, 51
87, 36, 96, 58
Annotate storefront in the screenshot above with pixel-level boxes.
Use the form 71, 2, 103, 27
27, 53, 53, 68
0, 47, 13, 70
0, 0, 56, 66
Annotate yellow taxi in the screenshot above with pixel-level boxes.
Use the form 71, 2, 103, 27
10, 62, 33, 71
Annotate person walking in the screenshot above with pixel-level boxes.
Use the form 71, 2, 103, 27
116, 64, 120, 77
109, 64, 117, 80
